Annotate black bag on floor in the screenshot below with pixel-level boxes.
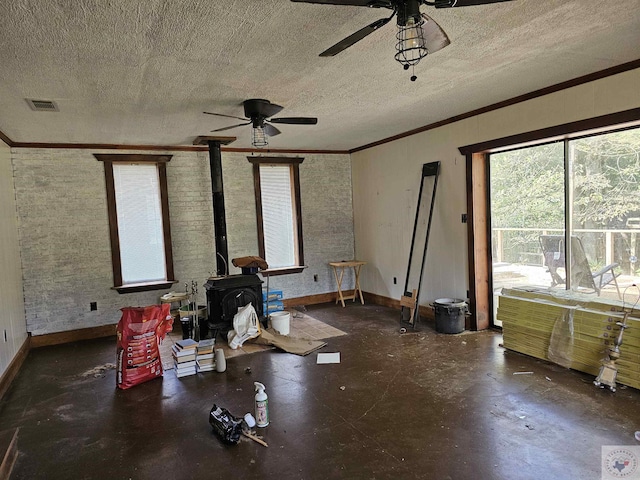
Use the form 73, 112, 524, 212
209, 404, 243, 444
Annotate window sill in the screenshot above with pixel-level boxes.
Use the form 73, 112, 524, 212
112, 280, 177, 294
259, 266, 307, 277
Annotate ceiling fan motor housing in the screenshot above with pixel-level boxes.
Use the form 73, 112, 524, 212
397, 0, 421, 25
243, 99, 284, 122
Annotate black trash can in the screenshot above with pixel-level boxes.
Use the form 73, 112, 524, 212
433, 298, 468, 334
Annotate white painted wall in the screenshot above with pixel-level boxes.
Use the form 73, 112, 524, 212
352, 68, 640, 306
11, 148, 353, 335
0, 140, 27, 376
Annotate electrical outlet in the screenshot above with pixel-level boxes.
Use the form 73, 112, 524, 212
90, 302, 97, 311
393, 277, 397, 285
313, 274, 318, 282
461, 213, 467, 223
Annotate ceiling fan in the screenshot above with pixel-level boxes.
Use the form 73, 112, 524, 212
291, 0, 514, 80
204, 99, 318, 148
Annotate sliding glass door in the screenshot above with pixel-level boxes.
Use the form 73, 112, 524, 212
569, 130, 640, 299
489, 126, 640, 326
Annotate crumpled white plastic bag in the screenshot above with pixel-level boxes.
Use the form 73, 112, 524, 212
227, 303, 261, 350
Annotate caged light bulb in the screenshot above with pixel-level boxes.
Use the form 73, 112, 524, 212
252, 126, 268, 148
403, 17, 420, 50
394, 12, 429, 71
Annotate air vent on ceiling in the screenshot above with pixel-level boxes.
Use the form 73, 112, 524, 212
26, 99, 59, 112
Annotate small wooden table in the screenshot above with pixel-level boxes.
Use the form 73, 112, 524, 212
329, 261, 366, 307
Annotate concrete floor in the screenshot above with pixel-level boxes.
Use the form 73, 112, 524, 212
1, 303, 639, 479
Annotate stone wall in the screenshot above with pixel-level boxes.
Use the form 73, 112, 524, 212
11, 148, 353, 335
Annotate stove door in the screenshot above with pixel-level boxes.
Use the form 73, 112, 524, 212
221, 288, 260, 325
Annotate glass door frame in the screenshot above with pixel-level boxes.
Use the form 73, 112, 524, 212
460, 108, 640, 329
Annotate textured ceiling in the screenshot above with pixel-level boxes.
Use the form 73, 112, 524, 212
0, 0, 639, 150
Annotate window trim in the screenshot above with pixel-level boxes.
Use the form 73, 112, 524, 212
248, 156, 305, 274
95, 154, 176, 293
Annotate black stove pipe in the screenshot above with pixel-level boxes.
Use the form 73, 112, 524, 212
208, 140, 228, 276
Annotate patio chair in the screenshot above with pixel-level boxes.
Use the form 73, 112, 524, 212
539, 235, 621, 298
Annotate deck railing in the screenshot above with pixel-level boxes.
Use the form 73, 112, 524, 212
492, 228, 640, 275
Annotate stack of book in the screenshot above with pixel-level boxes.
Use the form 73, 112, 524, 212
172, 338, 198, 378
196, 339, 215, 373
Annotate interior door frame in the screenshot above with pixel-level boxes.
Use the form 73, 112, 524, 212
459, 108, 640, 330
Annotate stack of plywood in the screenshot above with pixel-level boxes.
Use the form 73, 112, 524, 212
498, 287, 640, 390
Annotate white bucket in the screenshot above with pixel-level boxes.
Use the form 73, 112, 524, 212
270, 311, 291, 336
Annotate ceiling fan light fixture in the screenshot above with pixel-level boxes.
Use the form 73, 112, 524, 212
252, 126, 269, 148
205, 99, 317, 146
394, 16, 429, 68
293, 0, 509, 81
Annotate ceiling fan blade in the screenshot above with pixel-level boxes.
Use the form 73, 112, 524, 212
433, 0, 514, 8
210, 121, 252, 132
269, 117, 318, 125
290, 0, 390, 6
203, 111, 248, 121
263, 124, 282, 137
320, 15, 394, 57
420, 13, 450, 54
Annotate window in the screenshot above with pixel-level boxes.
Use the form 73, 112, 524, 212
95, 154, 175, 293
248, 157, 304, 274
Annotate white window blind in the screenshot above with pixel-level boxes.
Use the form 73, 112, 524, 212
260, 165, 296, 268
113, 163, 167, 283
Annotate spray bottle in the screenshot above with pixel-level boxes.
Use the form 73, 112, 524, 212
254, 382, 269, 427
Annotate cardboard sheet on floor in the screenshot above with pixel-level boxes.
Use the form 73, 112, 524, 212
252, 328, 326, 356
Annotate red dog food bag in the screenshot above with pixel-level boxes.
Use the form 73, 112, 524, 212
116, 304, 173, 390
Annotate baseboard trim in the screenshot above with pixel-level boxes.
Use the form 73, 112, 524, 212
0, 428, 18, 480
363, 291, 435, 321
28, 294, 349, 347
283, 290, 436, 320
363, 291, 400, 309
27, 291, 437, 350
30, 324, 117, 348
0, 337, 30, 401
283, 290, 355, 308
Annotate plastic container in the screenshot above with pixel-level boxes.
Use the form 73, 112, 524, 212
433, 298, 468, 334
263, 300, 284, 315
215, 349, 226, 372
262, 289, 283, 301
270, 311, 291, 335
244, 413, 256, 428
254, 382, 269, 427
180, 317, 193, 340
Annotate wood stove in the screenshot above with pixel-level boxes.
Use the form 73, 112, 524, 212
204, 274, 263, 337
195, 137, 266, 339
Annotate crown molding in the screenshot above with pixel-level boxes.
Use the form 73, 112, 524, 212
350, 58, 640, 154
